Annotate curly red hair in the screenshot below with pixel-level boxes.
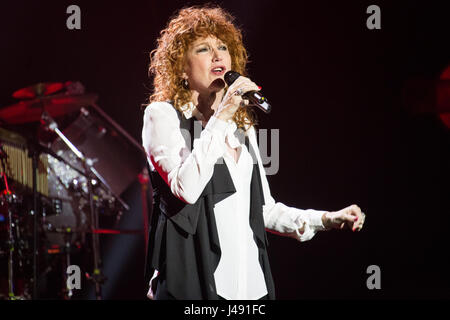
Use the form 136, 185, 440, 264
148, 5, 257, 130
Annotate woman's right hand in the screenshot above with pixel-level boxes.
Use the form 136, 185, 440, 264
215, 75, 260, 122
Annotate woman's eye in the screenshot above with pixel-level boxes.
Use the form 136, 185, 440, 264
219, 45, 227, 50
196, 47, 208, 53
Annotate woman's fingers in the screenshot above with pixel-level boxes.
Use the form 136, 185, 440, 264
219, 79, 258, 117
325, 205, 366, 232
334, 205, 365, 231
355, 211, 366, 231
334, 212, 354, 230
346, 204, 365, 232
231, 84, 259, 97
228, 76, 259, 97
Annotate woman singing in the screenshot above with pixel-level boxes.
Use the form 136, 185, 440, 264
142, 5, 366, 300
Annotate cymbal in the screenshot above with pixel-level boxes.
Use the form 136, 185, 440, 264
12, 82, 65, 99
0, 93, 98, 125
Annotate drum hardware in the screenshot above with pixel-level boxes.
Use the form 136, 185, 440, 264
0, 175, 32, 299
1, 81, 148, 299
1, 98, 96, 299
41, 111, 113, 300
0, 130, 48, 300
60, 228, 77, 300
53, 103, 130, 211
3, 189, 17, 299
28, 141, 41, 299
1, 144, 16, 299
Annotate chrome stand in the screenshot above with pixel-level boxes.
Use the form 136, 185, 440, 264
41, 111, 107, 300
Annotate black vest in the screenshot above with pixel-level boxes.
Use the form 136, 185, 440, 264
145, 105, 275, 299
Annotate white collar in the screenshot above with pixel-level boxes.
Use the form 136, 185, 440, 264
180, 101, 196, 120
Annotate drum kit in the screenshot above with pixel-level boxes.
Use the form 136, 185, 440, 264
0, 81, 148, 300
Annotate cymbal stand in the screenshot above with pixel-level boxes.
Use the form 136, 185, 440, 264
62, 232, 73, 300
41, 111, 105, 300
26, 142, 40, 300
6, 195, 16, 299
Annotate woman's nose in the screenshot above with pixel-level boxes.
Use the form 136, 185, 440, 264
212, 49, 222, 62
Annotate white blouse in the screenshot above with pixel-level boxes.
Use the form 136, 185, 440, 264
142, 101, 327, 300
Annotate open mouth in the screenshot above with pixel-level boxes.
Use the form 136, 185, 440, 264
211, 66, 226, 76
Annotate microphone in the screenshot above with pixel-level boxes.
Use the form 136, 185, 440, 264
224, 71, 271, 113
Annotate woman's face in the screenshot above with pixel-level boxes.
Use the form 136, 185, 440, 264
183, 35, 232, 94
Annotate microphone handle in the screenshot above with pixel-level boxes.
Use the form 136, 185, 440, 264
243, 91, 271, 114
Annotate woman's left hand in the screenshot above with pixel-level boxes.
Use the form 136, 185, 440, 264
322, 204, 366, 232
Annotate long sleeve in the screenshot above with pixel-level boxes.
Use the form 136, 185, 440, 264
142, 101, 232, 204
246, 126, 327, 242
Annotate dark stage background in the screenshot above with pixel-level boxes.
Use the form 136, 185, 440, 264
1, 0, 449, 299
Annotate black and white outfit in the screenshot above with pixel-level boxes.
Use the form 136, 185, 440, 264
141, 101, 327, 300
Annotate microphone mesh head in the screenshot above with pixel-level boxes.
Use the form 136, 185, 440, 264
224, 71, 240, 86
